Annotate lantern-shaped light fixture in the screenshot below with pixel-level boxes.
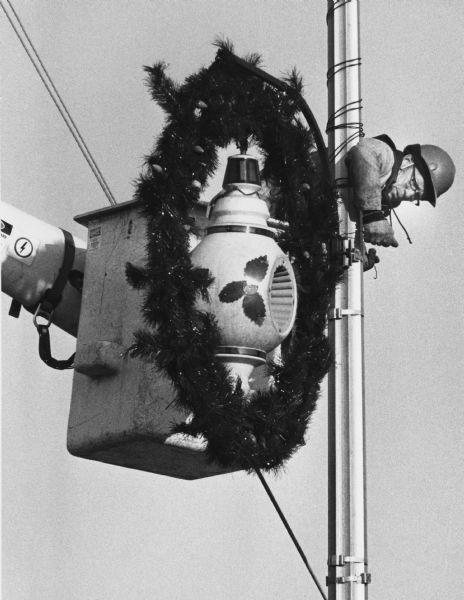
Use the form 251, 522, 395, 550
191, 154, 298, 392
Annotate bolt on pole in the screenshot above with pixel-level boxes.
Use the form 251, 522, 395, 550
326, 1, 369, 599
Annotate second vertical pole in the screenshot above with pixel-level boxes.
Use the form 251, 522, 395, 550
326, 1, 369, 599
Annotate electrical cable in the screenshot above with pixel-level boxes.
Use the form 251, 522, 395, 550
1, 0, 117, 206
326, 0, 353, 21
255, 468, 328, 600
224, 50, 332, 185
326, 99, 363, 134
326, 56, 364, 165
326, 57, 361, 82
391, 208, 413, 244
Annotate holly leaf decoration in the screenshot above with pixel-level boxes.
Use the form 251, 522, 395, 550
219, 280, 246, 303
243, 293, 266, 326
244, 255, 268, 281
218, 255, 269, 326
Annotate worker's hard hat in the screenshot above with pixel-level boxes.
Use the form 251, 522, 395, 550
403, 144, 456, 206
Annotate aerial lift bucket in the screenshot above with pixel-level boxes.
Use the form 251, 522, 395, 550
67, 200, 240, 479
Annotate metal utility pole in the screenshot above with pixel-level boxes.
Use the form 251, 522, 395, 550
326, 1, 369, 599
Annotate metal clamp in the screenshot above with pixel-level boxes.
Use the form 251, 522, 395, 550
328, 555, 366, 567
360, 573, 371, 584
326, 573, 371, 586
331, 235, 362, 269
327, 554, 371, 586
328, 308, 363, 320
345, 242, 363, 267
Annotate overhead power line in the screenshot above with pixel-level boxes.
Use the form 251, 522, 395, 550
1, 0, 117, 206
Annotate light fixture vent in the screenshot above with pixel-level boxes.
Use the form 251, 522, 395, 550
269, 264, 296, 335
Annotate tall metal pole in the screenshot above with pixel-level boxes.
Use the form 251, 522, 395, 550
326, 2, 369, 599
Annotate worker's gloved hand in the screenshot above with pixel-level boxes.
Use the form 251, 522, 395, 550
363, 247, 379, 271
364, 219, 398, 247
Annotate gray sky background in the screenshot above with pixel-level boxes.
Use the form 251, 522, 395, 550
2, 1, 464, 599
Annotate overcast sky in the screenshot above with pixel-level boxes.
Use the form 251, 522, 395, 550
2, 2, 464, 599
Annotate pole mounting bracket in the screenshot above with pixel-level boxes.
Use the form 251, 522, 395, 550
327, 555, 371, 586
326, 573, 372, 586
330, 235, 362, 269
327, 307, 363, 320
328, 554, 366, 566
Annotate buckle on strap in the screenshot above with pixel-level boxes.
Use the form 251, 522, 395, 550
33, 302, 54, 329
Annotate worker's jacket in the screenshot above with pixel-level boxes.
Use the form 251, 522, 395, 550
344, 137, 398, 212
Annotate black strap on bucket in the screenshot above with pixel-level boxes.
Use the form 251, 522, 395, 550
37, 325, 75, 369
34, 229, 76, 370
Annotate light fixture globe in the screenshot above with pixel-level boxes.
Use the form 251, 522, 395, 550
190, 154, 298, 392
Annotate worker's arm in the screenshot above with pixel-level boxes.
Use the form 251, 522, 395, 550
345, 138, 398, 247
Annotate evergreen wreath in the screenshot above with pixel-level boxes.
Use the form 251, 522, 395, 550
127, 41, 342, 472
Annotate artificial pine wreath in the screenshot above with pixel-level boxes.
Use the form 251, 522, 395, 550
127, 41, 341, 472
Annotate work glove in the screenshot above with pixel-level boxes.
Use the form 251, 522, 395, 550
364, 219, 398, 247
363, 247, 379, 271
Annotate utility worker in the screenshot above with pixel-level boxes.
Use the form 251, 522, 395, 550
345, 135, 456, 247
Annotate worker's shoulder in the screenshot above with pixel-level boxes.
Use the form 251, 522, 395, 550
346, 137, 394, 165
351, 137, 391, 153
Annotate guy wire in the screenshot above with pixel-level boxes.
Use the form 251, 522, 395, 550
255, 468, 328, 600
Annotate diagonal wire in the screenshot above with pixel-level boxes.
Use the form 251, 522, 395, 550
391, 208, 413, 244
1, 0, 117, 206
255, 468, 328, 600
